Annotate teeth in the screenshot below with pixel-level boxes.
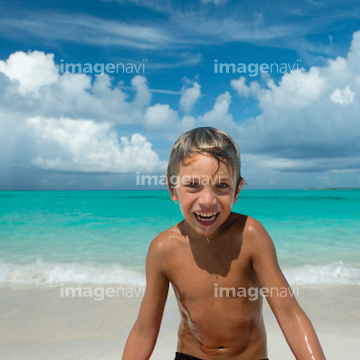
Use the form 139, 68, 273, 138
194, 212, 218, 222
194, 212, 217, 217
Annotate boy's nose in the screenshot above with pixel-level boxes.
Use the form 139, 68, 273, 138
198, 187, 217, 206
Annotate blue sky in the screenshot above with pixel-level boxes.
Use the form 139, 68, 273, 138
0, 0, 359, 190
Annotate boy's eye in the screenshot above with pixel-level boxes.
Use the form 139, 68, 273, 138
186, 182, 199, 188
217, 182, 229, 188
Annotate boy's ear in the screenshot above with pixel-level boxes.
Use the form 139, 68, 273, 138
233, 178, 243, 204
170, 188, 178, 202
165, 172, 178, 203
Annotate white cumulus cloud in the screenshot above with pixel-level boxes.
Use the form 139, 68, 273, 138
330, 86, 355, 105
228, 30, 360, 174
0, 50, 152, 124
26, 116, 166, 173
230, 77, 251, 97
144, 103, 179, 130
199, 92, 236, 134
0, 51, 59, 96
179, 80, 201, 112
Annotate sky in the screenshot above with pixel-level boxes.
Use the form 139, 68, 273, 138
0, 0, 360, 190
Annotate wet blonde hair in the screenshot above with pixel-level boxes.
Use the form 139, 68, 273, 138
166, 127, 243, 194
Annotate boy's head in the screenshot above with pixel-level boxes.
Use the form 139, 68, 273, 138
166, 127, 244, 236
166, 127, 243, 195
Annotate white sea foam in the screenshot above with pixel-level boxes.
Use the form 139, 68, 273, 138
284, 261, 360, 286
0, 258, 145, 286
1, 259, 359, 287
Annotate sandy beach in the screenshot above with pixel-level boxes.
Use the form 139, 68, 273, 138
0, 284, 359, 359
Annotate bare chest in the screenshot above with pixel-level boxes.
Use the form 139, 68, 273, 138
167, 241, 259, 303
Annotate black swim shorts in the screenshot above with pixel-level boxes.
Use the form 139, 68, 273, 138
174, 352, 269, 360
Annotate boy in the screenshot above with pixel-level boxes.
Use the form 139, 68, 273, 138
122, 127, 326, 360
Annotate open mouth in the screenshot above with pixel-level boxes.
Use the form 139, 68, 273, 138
193, 211, 219, 224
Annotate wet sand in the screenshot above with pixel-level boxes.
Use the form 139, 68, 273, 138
0, 284, 359, 359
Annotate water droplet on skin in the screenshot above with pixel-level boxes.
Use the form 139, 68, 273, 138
206, 236, 209, 244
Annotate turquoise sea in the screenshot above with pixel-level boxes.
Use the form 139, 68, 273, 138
0, 190, 359, 287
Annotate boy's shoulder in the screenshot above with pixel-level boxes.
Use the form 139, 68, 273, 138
229, 212, 265, 233
148, 222, 184, 256
243, 214, 267, 233
230, 212, 269, 245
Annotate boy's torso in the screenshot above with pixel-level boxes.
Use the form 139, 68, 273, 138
161, 212, 268, 360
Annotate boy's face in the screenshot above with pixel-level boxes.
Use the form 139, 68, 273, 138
171, 154, 242, 237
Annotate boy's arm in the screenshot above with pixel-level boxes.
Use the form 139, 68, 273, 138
248, 218, 326, 360
122, 235, 170, 360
